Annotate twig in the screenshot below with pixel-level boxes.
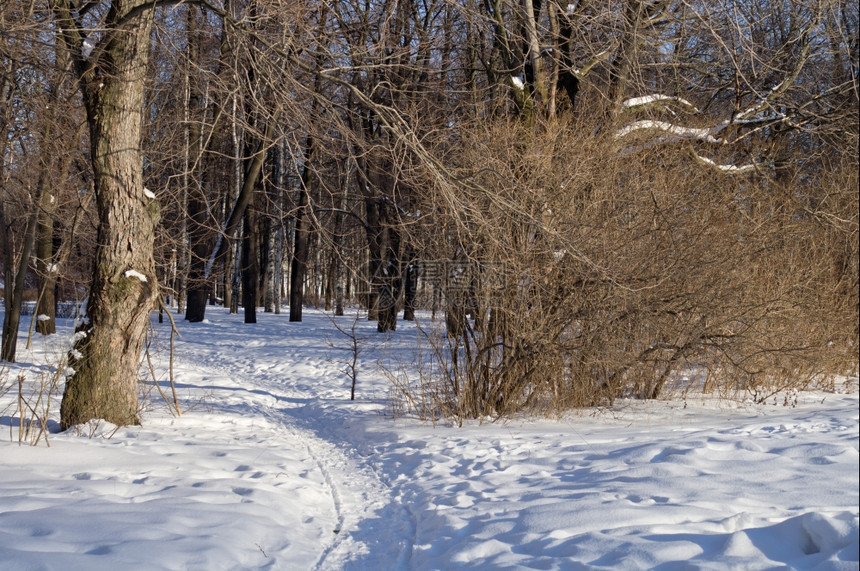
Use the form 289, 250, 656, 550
158, 295, 183, 416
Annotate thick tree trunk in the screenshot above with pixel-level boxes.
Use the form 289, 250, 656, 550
186, 168, 220, 318
58, 0, 158, 429
365, 197, 400, 332
183, 154, 210, 322
378, 222, 401, 333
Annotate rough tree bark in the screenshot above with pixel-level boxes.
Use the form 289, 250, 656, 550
54, 0, 159, 429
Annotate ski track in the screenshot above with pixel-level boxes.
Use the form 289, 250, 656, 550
170, 319, 401, 570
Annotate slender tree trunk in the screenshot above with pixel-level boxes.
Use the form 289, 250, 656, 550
241, 205, 259, 323
290, 129, 316, 322
608, 1, 642, 117
35, 190, 58, 335
523, 0, 547, 105
403, 254, 417, 321
290, 180, 310, 322
2, 128, 48, 360
333, 178, 349, 316
260, 214, 272, 311
230, 235, 241, 314
184, 5, 211, 323
324, 248, 336, 312
364, 198, 382, 321
1, 203, 39, 362
273, 140, 285, 314
312, 233, 321, 309
35, 52, 73, 336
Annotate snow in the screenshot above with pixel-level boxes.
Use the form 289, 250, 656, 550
510, 76, 525, 91
695, 154, 757, 173
622, 94, 698, 112
82, 37, 95, 59
143, 187, 156, 199
123, 270, 148, 282
1, 307, 857, 570
615, 120, 723, 144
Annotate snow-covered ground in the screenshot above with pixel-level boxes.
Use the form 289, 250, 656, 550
1, 307, 857, 570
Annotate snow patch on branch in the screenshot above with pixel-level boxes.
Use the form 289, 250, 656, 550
143, 187, 156, 199
510, 76, 525, 91
736, 80, 788, 121
622, 94, 699, 113
615, 120, 723, 144
82, 37, 95, 58
124, 270, 148, 282
694, 154, 757, 174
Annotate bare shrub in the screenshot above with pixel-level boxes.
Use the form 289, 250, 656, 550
392, 117, 857, 420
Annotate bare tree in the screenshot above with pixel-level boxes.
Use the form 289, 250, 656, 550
53, 0, 162, 428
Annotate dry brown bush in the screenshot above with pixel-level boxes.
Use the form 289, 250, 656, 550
393, 117, 858, 421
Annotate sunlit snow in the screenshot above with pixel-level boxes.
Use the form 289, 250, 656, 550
1, 307, 857, 570
123, 270, 148, 282
622, 94, 698, 112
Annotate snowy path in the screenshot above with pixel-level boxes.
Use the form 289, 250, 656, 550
1, 307, 858, 570
167, 312, 407, 570
168, 309, 859, 570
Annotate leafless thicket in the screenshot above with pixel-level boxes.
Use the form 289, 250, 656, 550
392, 119, 857, 420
